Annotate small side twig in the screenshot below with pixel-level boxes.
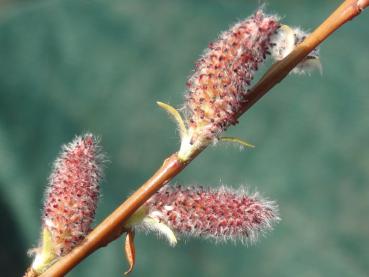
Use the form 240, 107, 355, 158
37, 1, 368, 276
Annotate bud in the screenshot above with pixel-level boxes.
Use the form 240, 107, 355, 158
31, 134, 104, 273
128, 185, 279, 245
270, 25, 321, 74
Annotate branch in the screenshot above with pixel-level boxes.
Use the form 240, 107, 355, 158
238, 0, 369, 116
38, 1, 368, 276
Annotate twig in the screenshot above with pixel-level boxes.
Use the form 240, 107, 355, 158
38, 1, 368, 276
238, 0, 369, 115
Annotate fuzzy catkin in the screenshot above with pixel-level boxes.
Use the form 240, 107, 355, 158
142, 185, 279, 244
185, 10, 280, 143
42, 134, 104, 256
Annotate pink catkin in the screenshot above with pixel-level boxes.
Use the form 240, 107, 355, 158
42, 134, 104, 256
185, 10, 280, 142
144, 185, 279, 243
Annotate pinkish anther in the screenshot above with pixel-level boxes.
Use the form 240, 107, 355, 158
42, 134, 104, 256
133, 185, 279, 245
185, 10, 280, 144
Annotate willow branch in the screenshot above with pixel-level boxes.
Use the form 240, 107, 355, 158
238, 0, 368, 116
38, 1, 368, 276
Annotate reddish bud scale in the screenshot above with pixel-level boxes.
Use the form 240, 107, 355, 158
42, 134, 103, 256
185, 10, 280, 142
145, 185, 279, 243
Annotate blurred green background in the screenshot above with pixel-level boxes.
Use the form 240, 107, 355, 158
0, 0, 368, 276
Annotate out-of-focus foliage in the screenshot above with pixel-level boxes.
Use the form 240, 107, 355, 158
0, 0, 368, 276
